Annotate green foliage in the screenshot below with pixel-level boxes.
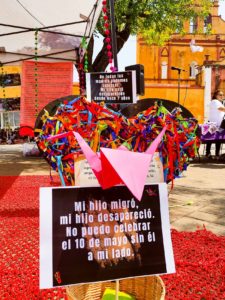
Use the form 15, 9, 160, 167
98, 0, 212, 45
93, 0, 213, 70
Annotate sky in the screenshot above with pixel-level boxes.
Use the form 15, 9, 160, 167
219, 0, 225, 18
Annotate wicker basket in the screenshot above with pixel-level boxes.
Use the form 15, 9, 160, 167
66, 276, 165, 300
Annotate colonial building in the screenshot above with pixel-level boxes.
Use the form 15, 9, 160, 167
137, 0, 225, 123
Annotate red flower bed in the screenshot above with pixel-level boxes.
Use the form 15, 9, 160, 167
0, 176, 224, 299
162, 229, 225, 299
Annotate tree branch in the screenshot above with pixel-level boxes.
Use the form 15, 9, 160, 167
92, 25, 131, 72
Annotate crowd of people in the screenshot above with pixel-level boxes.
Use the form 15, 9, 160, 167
0, 128, 20, 144
0, 128, 35, 145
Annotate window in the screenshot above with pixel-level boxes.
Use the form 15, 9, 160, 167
204, 14, 212, 33
161, 62, 168, 79
190, 17, 197, 33
189, 61, 198, 78
0, 111, 20, 129
0, 97, 20, 111
0, 73, 21, 87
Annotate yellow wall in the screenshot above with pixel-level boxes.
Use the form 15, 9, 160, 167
0, 86, 21, 98
142, 84, 205, 123
138, 33, 225, 80
1, 66, 21, 74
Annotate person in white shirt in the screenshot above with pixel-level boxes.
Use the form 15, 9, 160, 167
206, 89, 225, 158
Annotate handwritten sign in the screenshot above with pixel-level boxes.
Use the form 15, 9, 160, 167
20, 61, 73, 128
40, 184, 175, 288
74, 152, 164, 186
74, 155, 99, 186
146, 152, 164, 183
86, 71, 136, 104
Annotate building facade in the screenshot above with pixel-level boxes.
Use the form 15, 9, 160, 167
137, 0, 225, 123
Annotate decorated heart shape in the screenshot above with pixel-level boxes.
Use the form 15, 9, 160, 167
36, 96, 200, 185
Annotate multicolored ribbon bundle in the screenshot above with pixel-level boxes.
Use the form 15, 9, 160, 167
35, 96, 200, 186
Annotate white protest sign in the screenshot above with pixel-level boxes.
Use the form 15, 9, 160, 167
40, 184, 175, 288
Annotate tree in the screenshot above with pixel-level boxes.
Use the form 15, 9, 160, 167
88, 0, 212, 72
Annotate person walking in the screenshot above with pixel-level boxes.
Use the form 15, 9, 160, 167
206, 89, 225, 159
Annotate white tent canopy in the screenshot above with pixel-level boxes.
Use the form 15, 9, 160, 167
0, 0, 102, 65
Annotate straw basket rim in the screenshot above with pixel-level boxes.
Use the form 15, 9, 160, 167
66, 275, 165, 300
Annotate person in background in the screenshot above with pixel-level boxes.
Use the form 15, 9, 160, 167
206, 89, 225, 159
0, 129, 5, 143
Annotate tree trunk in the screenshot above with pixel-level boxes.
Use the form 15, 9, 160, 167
92, 26, 131, 72
87, 35, 94, 72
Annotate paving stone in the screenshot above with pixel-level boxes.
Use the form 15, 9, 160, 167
171, 217, 225, 236
198, 205, 225, 217
189, 211, 225, 226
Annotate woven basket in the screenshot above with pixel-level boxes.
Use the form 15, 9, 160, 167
66, 276, 165, 300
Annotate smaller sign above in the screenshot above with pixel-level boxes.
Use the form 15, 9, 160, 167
86, 71, 137, 104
